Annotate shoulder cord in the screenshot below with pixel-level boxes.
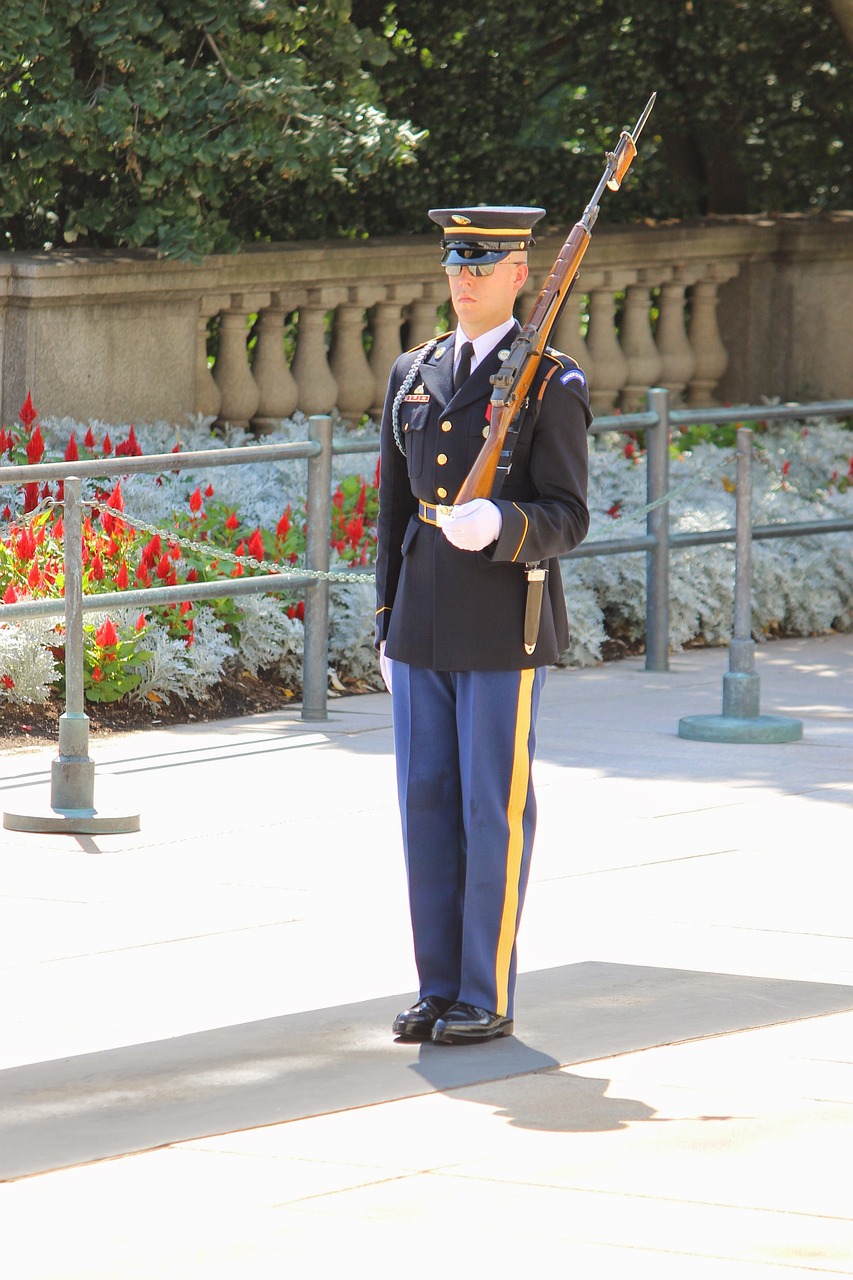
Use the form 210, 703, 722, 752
391, 338, 440, 455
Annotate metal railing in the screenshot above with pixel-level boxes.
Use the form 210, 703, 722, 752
2, 390, 853, 727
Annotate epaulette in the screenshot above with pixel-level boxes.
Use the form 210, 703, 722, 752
406, 329, 453, 355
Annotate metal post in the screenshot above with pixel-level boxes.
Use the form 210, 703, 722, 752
301, 415, 333, 721
678, 426, 802, 743
645, 387, 670, 671
723, 429, 760, 717
4, 477, 140, 832
52, 477, 95, 809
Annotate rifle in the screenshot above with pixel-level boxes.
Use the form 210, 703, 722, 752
453, 93, 656, 507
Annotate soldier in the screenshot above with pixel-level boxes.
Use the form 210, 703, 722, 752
376, 206, 591, 1044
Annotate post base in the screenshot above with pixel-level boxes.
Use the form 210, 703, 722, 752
3, 803, 140, 835
678, 714, 803, 744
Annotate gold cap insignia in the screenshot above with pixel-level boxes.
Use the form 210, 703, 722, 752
451, 214, 472, 226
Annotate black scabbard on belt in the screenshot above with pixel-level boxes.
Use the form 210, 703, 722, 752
524, 563, 547, 655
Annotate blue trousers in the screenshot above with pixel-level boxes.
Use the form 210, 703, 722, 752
391, 663, 545, 1019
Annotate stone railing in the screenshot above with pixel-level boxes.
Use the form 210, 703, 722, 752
1, 213, 850, 429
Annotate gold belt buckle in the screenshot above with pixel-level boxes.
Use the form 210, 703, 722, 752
434, 503, 453, 527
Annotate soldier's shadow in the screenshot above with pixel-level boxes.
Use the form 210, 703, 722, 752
411, 1040, 664, 1133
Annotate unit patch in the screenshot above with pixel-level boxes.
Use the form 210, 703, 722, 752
403, 394, 430, 403
560, 368, 587, 386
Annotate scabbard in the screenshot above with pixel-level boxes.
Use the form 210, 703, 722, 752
523, 564, 547, 656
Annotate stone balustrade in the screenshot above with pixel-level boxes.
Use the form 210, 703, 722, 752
1, 214, 851, 429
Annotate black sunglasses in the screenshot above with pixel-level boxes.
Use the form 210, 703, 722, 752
443, 262, 498, 277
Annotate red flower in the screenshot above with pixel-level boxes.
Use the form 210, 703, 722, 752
186, 567, 199, 582
114, 562, 129, 589
28, 562, 41, 589
0, 430, 11, 454
102, 433, 113, 455
19, 392, 37, 428
25, 426, 45, 465
355, 482, 367, 515
248, 528, 264, 561
90, 553, 105, 581
782, 460, 791, 476
204, 483, 214, 498
276, 507, 292, 538
3, 584, 18, 604
179, 601, 192, 616
83, 428, 96, 449
225, 511, 239, 531
115, 425, 142, 458
189, 486, 203, 513
235, 540, 246, 556
94, 618, 118, 648
155, 554, 172, 580
106, 481, 124, 513
332, 488, 344, 510
91, 666, 104, 683
2, 505, 11, 520
64, 434, 79, 462
169, 541, 181, 561
2, 674, 14, 690
624, 442, 636, 460
23, 482, 39, 513
135, 614, 146, 632
606, 501, 622, 519
15, 527, 36, 560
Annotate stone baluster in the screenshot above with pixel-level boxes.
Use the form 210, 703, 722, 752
195, 297, 227, 418
329, 286, 383, 422
620, 272, 664, 411
407, 281, 448, 347
214, 292, 270, 427
291, 289, 343, 417
586, 274, 629, 414
553, 292, 594, 385
368, 285, 422, 417
686, 262, 741, 407
656, 268, 697, 404
251, 290, 303, 432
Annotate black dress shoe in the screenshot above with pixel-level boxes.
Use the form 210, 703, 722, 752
431, 1002, 514, 1044
392, 996, 454, 1041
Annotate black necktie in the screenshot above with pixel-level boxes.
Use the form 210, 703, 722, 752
453, 340, 474, 393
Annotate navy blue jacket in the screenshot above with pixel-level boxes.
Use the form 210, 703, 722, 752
375, 322, 591, 670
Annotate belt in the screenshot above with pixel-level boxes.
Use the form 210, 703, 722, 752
418, 499, 453, 526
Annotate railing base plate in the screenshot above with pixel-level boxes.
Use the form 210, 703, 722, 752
3, 804, 140, 835
678, 713, 803, 744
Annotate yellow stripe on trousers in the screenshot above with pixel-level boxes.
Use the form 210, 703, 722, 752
494, 667, 535, 1018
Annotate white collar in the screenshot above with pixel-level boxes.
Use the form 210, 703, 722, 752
454, 318, 517, 372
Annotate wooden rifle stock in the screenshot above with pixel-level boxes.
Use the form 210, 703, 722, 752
454, 93, 656, 507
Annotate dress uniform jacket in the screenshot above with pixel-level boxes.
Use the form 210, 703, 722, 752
376, 320, 592, 671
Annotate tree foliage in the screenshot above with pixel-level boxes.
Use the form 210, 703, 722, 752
0, 0, 420, 256
0, 1, 850, 255
347, 0, 853, 235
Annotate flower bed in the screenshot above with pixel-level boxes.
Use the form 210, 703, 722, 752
1, 396, 852, 718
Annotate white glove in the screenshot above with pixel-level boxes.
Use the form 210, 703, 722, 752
379, 641, 393, 694
441, 499, 502, 551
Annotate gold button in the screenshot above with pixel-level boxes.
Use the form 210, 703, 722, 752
441, 420, 452, 433
437, 453, 447, 466
436, 487, 447, 499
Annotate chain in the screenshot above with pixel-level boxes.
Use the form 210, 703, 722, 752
587, 448, 735, 539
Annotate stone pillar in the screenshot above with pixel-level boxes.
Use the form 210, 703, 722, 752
620, 273, 663, 411
553, 291, 594, 384
214, 292, 269, 427
252, 291, 303, 432
687, 263, 740, 407
291, 289, 342, 416
656, 269, 696, 404
330, 286, 382, 422
195, 298, 225, 419
586, 275, 629, 414
407, 281, 448, 346
368, 285, 422, 417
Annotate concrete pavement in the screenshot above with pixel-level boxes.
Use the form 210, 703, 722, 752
0, 633, 852, 1276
